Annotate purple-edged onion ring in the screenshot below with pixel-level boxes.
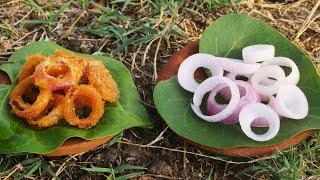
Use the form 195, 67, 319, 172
242, 44, 275, 63
177, 53, 223, 92
269, 85, 308, 119
251, 65, 286, 96
239, 103, 280, 141
206, 80, 260, 124
262, 57, 300, 85
191, 76, 240, 122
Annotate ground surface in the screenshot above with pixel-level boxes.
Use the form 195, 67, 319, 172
0, 0, 320, 179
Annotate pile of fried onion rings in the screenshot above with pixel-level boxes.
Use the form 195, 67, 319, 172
9, 50, 119, 129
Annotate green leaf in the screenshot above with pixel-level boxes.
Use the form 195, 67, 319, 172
0, 85, 14, 140
0, 41, 152, 154
153, 14, 320, 149
0, 114, 14, 140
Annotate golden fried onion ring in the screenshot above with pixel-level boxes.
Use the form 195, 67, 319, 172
14, 85, 40, 109
18, 54, 47, 82
27, 94, 64, 128
10, 50, 120, 129
86, 60, 119, 102
34, 56, 83, 90
10, 76, 52, 119
63, 85, 104, 129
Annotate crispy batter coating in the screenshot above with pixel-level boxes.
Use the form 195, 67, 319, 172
85, 60, 119, 102
34, 55, 83, 90
18, 54, 47, 82
10, 50, 119, 129
10, 76, 52, 119
27, 94, 64, 128
63, 85, 104, 129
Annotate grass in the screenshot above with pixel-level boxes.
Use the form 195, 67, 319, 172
236, 132, 320, 179
26, 0, 74, 30
81, 164, 147, 179
0, 0, 319, 179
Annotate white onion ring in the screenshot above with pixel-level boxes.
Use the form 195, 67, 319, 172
239, 103, 280, 141
177, 53, 223, 92
251, 65, 286, 96
257, 78, 276, 101
206, 80, 260, 124
191, 76, 240, 122
269, 85, 308, 119
213, 57, 260, 74
226, 73, 251, 82
262, 57, 300, 85
242, 44, 275, 63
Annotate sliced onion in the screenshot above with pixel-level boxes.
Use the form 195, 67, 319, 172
251, 65, 286, 96
223, 73, 251, 99
213, 57, 260, 74
262, 57, 300, 85
226, 73, 251, 82
191, 76, 240, 122
239, 103, 280, 141
177, 53, 223, 92
242, 44, 275, 63
207, 80, 260, 124
257, 78, 276, 101
269, 85, 308, 119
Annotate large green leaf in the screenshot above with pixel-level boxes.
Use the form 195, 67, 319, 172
0, 41, 152, 154
153, 14, 320, 148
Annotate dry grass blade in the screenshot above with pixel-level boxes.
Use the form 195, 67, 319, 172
294, 0, 320, 40
117, 140, 282, 165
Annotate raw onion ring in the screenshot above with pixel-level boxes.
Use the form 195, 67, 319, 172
239, 103, 280, 141
34, 55, 83, 91
191, 76, 240, 122
226, 73, 251, 82
251, 65, 286, 96
269, 85, 308, 119
207, 80, 260, 124
242, 44, 275, 63
177, 53, 223, 92
213, 57, 260, 75
63, 85, 104, 129
18, 54, 47, 82
27, 94, 64, 128
262, 57, 300, 85
10, 76, 52, 119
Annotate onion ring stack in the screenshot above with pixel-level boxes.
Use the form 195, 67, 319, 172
177, 44, 309, 141
9, 50, 119, 129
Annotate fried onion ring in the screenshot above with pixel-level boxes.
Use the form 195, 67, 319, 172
34, 55, 83, 90
18, 54, 47, 82
14, 85, 40, 108
85, 60, 119, 102
63, 85, 104, 129
27, 94, 64, 128
10, 76, 52, 119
